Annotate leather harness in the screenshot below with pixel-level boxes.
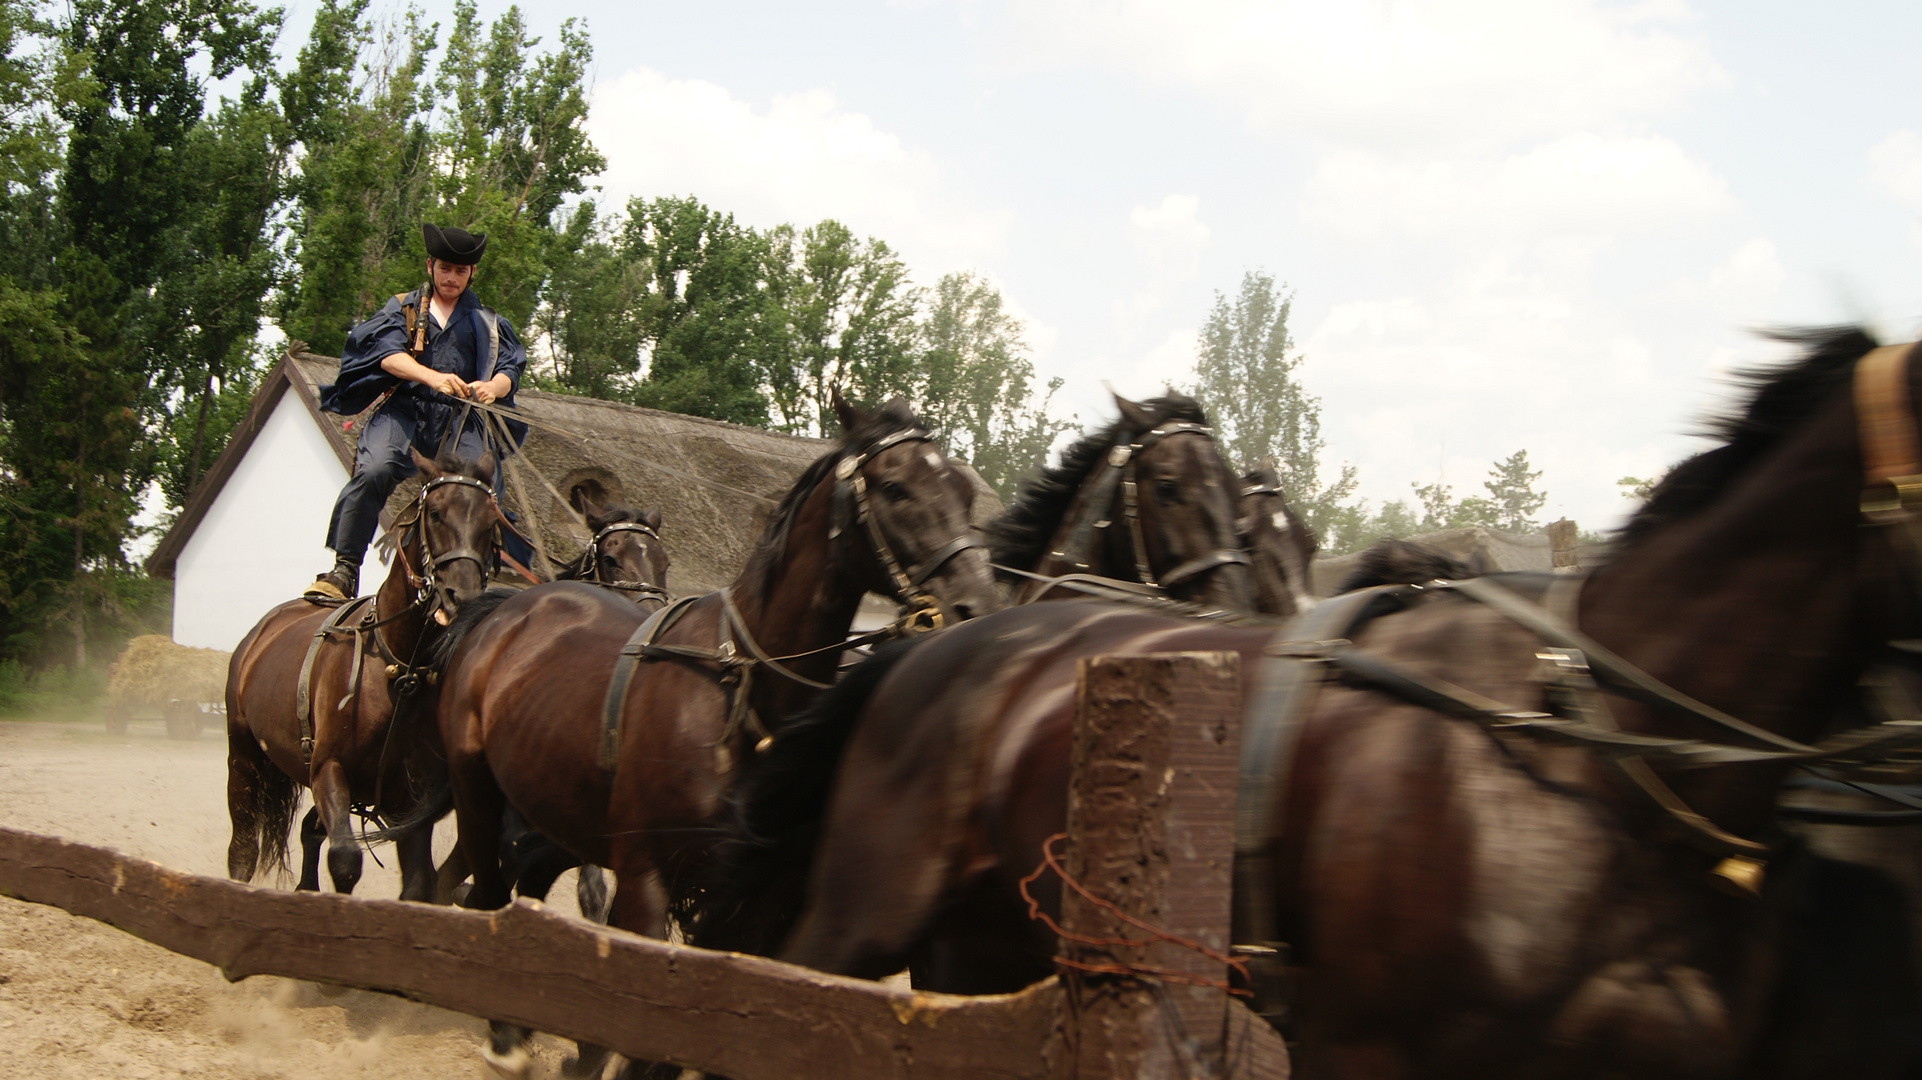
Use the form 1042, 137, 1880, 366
593, 430, 982, 772
1231, 342, 1922, 981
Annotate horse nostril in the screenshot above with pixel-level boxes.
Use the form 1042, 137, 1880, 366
952, 604, 976, 622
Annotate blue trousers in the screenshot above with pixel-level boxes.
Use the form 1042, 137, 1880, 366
323, 407, 533, 569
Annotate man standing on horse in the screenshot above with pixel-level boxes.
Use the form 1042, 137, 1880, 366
307, 223, 530, 601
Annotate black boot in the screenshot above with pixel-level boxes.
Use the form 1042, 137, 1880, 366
305, 556, 360, 601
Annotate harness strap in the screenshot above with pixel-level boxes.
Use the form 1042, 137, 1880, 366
1856, 342, 1922, 516
599, 596, 701, 770
295, 596, 375, 769
1159, 548, 1253, 589
1233, 585, 1418, 953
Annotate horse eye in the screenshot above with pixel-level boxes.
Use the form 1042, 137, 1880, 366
1155, 480, 1179, 500
882, 481, 909, 502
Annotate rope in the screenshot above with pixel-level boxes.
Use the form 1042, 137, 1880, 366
1018, 832, 1250, 996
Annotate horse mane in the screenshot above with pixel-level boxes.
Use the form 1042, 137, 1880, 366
1619, 326, 1877, 550
737, 399, 930, 604
426, 587, 518, 672
988, 393, 1211, 569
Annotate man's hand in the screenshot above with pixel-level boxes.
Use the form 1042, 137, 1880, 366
380, 352, 472, 398
468, 374, 512, 404
436, 373, 473, 399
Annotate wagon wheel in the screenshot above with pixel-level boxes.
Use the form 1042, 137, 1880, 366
103, 703, 129, 738
163, 700, 197, 740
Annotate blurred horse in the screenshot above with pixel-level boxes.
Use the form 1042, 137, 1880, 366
699, 328, 1922, 1078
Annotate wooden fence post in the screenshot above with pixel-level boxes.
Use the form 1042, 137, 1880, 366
1056, 651, 1259, 1079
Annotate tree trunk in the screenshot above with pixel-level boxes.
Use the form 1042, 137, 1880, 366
71, 441, 86, 671
186, 365, 215, 493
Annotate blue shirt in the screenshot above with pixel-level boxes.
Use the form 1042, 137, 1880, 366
318, 287, 529, 449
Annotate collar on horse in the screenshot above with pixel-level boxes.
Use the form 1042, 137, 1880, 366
1036, 419, 1252, 597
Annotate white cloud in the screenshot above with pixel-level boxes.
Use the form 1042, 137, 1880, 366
586, 69, 1012, 271
1130, 194, 1211, 273
1867, 129, 1922, 246
1705, 238, 1785, 318
1302, 133, 1731, 242
1003, 0, 1726, 149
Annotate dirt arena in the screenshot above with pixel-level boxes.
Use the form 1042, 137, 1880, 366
0, 717, 599, 1079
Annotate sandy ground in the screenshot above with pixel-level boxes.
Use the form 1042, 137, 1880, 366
0, 717, 601, 1079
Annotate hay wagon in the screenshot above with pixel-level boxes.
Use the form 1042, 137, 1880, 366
102, 635, 230, 739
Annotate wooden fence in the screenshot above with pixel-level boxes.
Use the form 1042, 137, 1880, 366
0, 652, 1287, 1080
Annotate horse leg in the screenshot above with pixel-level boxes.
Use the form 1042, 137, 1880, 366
602, 858, 684, 1080
449, 765, 535, 1078
296, 807, 325, 892
500, 838, 613, 1079
394, 823, 437, 903
434, 842, 470, 905
311, 760, 363, 894
576, 865, 611, 924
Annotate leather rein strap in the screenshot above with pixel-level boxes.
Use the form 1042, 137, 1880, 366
1857, 342, 1922, 518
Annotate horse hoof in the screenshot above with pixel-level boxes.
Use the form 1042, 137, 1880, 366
481, 1043, 533, 1080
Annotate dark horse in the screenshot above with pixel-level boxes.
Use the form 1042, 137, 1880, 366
989, 392, 1256, 611
226, 448, 499, 900
420, 394, 1001, 1079
1240, 460, 1319, 616
700, 329, 1922, 1077
430, 482, 671, 910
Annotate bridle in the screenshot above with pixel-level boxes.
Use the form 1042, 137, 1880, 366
829, 427, 986, 633
580, 520, 670, 607
1044, 420, 1252, 593
396, 474, 504, 607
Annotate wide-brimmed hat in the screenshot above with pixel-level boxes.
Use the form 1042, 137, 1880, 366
422, 223, 486, 265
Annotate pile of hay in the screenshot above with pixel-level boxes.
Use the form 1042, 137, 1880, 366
106, 635, 230, 707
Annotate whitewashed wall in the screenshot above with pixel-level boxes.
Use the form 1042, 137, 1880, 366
173, 393, 348, 651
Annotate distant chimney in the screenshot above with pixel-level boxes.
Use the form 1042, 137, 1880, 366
1547, 518, 1579, 573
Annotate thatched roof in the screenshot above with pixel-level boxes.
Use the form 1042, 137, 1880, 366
1309, 525, 1611, 596
151, 350, 1000, 599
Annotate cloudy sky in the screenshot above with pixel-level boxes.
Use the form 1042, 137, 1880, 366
288, 0, 1922, 529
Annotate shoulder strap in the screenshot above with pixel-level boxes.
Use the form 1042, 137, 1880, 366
396, 287, 428, 355
476, 306, 500, 382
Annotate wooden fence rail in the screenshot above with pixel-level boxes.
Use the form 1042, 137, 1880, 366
0, 651, 1288, 1080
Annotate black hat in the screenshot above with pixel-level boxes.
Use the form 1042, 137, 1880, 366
423, 223, 487, 265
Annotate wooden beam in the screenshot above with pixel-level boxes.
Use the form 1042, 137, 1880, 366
1058, 651, 1289, 1079
0, 827, 1059, 1080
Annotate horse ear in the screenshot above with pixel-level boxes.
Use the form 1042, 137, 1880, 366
1112, 392, 1154, 431
475, 453, 496, 485
410, 447, 442, 480
570, 483, 604, 521
641, 508, 662, 531
831, 386, 864, 434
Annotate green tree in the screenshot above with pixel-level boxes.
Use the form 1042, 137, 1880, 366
1484, 449, 1545, 531
528, 200, 643, 400
1190, 270, 1356, 543
913, 270, 1073, 498
1618, 474, 1659, 502
760, 220, 919, 435
619, 195, 771, 426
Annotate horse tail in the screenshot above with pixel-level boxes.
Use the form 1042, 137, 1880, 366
361, 772, 453, 844
689, 636, 921, 956
225, 714, 302, 883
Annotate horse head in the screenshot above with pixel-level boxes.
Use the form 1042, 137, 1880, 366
569, 483, 671, 609
405, 447, 499, 621
1239, 460, 1319, 616
1104, 392, 1255, 609
828, 389, 1001, 626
